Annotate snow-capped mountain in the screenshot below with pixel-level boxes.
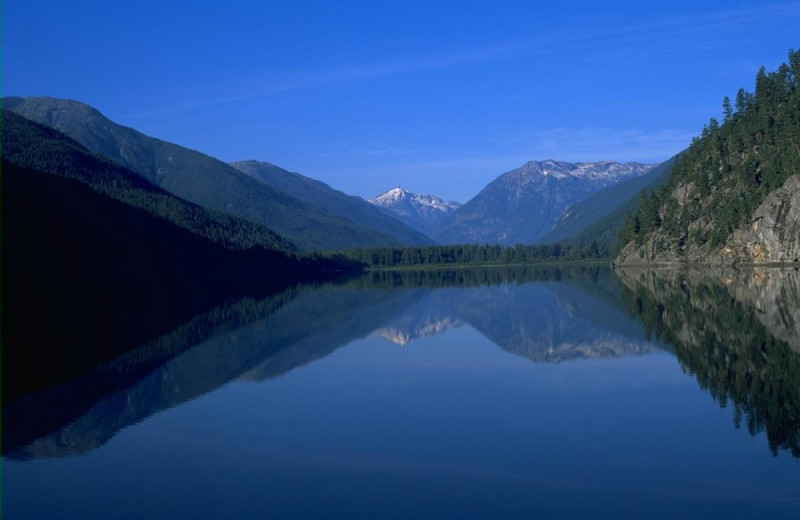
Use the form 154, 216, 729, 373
432, 160, 656, 245
370, 187, 462, 235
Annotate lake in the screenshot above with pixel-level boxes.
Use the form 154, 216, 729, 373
3, 266, 800, 519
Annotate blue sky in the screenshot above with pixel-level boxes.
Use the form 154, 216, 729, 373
3, 1, 800, 202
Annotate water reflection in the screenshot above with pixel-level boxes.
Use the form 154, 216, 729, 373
374, 281, 661, 362
616, 267, 800, 457
5, 265, 800, 462
3, 283, 424, 459
4, 266, 649, 460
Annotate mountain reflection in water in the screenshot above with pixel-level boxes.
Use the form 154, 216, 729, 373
4, 266, 800, 462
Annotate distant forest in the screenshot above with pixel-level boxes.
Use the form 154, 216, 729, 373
343, 241, 607, 269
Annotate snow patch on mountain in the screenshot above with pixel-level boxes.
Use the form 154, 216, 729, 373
432, 160, 657, 245
369, 187, 461, 236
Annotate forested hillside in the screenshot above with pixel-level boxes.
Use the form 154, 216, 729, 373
618, 49, 800, 264
1, 110, 295, 253
3, 97, 428, 251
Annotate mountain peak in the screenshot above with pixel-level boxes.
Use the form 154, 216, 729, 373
370, 187, 461, 235
372, 186, 411, 203
432, 159, 657, 245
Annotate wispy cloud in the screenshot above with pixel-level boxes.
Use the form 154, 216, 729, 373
640, 2, 800, 35
129, 2, 800, 119
129, 43, 522, 118
316, 142, 417, 158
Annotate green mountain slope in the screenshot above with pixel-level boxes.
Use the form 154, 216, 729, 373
541, 156, 677, 245
2, 96, 419, 251
2, 110, 295, 253
231, 160, 433, 245
617, 49, 800, 265
2, 113, 362, 400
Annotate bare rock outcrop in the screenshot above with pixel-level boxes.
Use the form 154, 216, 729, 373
725, 175, 800, 263
617, 175, 800, 266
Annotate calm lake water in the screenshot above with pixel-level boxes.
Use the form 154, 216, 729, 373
3, 267, 800, 519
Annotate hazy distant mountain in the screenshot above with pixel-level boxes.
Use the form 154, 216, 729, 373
370, 187, 462, 235
2, 96, 423, 251
432, 160, 655, 245
231, 161, 433, 246
540, 156, 677, 245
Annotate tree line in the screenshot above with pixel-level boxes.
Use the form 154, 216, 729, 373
342, 241, 609, 268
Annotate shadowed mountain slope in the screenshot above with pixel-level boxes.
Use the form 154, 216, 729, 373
231, 160, 433, 246
3, 96, 422, 251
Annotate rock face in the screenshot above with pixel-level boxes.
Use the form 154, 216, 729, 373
369, 187, 461, 235
432, 160, 654, 245
617, 175, 800, 266
726, 175, 800, 263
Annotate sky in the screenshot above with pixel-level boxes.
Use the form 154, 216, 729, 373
3, 1, 800, 202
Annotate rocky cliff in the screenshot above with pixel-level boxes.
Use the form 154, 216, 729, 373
616, 50, 800, 266
725, 175, 800, 263
617, 175, 800, 266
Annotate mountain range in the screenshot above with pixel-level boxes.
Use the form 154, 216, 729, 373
369, 187, 462, 235
8, 52, 797, 264
3, 96, 674, 254
3, 97, 430, 251
231, 160, 433, 246
431, 160, 656, 245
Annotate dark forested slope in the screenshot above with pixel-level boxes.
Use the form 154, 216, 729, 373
2, 110, 296, 252
618, 50, 800, 265
3, 97, 425, 250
